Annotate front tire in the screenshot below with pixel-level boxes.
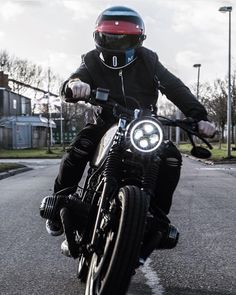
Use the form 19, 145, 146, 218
85, 185, 149, 295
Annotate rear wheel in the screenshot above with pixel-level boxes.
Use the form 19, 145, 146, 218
85, 185, 149, 295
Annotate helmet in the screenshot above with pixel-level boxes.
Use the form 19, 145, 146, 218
94, 6, 146, 69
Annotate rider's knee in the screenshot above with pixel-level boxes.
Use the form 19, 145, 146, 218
67, 137, 95, 162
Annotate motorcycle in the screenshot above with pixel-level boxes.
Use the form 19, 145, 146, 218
40, 88, 213, 295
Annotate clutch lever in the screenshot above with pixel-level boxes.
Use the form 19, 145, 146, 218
176, 119, 213, 150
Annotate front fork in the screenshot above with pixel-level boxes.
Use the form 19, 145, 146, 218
88, 118, 127, 253
142, 156, 162, 201
88, 144, 123, 254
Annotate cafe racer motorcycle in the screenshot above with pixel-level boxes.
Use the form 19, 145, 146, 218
40, 88, 213, 295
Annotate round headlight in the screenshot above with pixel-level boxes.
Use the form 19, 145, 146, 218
129, 119, 163, 153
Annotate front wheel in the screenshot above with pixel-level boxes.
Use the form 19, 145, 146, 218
85, 185, 149, 295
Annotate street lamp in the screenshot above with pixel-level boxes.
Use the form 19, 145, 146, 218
193, 64, 201, 100
219, 6, 233, 158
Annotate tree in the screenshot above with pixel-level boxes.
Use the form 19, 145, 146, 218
200, 80, 227, 144
0, 49, 61, 98
0, 50, 10, 70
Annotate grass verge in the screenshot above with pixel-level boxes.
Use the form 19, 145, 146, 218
179, 143, 236, 162
0, 143, 236, 175
0, 147, 65, 173
0, 147, 65, 159
0, 163, 26, 173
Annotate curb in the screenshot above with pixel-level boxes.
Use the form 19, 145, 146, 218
182, 153, 236, 165
182, 153, 214, 165
0, 167, 33, 180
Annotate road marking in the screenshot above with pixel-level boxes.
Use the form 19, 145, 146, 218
140, 258, 165, 295
197, 167, 236, 171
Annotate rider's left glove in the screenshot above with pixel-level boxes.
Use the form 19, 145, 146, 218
66, 78, 91, 102
198, 120, 216, 138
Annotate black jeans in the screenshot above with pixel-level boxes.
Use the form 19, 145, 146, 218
54, 123, 182, 215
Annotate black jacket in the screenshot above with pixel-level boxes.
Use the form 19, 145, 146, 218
61, 47, 208, 123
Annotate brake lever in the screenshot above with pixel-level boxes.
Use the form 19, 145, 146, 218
193, 133, 213, 149
176, 119, 213, 150
184, 128, 213, 150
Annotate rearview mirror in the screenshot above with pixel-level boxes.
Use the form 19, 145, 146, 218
191, 146, 212, 159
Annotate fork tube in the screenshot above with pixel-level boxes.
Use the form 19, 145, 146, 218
90, 144, 122, 247
142, 157, 161, 197
90, 181, 113, 245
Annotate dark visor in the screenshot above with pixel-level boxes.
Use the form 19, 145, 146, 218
95, 32, 141, 50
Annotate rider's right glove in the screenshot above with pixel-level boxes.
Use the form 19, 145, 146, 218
198, 120, 216, 138
66, 78, 91, 102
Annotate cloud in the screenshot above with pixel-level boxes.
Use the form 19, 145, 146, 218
36, 50, 82, 78
62, 1, 100, 20
0, 1, 24, 21
13, 0, 44, 7
0, 32, 5, 41
176, 50, 202, 69
154, 0, 232, 34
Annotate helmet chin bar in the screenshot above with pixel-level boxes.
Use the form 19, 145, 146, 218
98, 50, 137, 69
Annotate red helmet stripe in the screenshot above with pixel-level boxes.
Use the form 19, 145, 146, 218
96, 20, 143, 35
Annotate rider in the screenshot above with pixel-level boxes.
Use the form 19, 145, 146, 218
44, 6, 215, 251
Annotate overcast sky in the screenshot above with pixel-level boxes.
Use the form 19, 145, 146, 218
0, 0, 235, 88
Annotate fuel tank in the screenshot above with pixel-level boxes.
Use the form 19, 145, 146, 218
91, 124, 118, 167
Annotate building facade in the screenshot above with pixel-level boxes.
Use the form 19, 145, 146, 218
0, 71, 55, 149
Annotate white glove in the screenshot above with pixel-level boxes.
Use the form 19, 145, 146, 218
198, 120, 216, 138
67, 79, 91, 100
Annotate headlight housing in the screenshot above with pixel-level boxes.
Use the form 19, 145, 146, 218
128, 118, 163, 153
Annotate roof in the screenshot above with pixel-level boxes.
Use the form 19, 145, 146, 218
0, 115, 56, 128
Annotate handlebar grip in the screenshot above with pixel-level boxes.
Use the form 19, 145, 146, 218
64, 87, 79, 103
65, 87, 73, 99
64, 87, 89, 103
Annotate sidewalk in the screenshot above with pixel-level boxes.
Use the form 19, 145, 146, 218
0, 166, 32, 180
183, 154, 236, 179
1, 154, 236, 181
0, 158, 61, 180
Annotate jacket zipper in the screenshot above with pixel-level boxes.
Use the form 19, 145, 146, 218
119, 69, 125, 98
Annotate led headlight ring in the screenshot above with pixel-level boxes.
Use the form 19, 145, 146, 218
129, 119, 163, 153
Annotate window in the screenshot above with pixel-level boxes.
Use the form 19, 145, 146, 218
21, 97, 26, 114
13, 99, 17, 109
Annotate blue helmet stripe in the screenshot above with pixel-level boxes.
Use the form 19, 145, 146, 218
103, 11, 138, 17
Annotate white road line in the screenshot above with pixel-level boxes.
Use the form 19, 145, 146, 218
197, 167, 236, 171
140, 258, 165, 295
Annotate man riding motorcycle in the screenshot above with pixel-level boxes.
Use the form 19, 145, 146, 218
43, 6, 215, 256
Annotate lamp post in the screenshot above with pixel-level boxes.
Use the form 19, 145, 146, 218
45, 93, 52, 154
219, 6, 233, 158
193, 64, 201, 100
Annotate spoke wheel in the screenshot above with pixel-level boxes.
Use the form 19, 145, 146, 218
85, 185, 149, 295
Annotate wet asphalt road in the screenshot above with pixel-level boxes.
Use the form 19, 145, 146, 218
0, 157, 235, 295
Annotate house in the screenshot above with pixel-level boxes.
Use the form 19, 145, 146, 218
0, 71, 55, 149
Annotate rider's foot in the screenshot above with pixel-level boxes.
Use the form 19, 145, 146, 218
139, 223, 179, 263
45, 219, 63, 236
61, 240, 71, 257
158, 224, 179, 249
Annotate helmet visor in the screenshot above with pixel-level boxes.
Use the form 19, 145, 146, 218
95, 32, 141, 50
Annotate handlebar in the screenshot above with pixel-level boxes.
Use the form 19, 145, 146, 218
64, 87, 213, 152
65, 87, 140, 114
158, 116, 213, 150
